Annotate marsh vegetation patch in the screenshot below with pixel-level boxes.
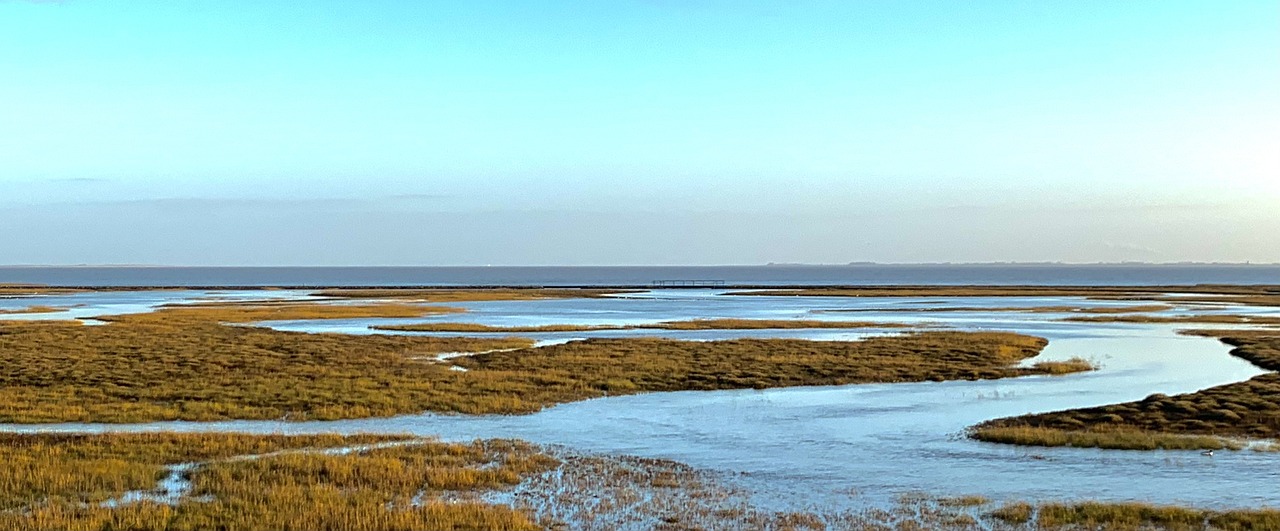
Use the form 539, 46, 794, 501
970, 332, 1280, 450
0, 432, 555, 531
372, 318, 913, 333
0, 300, 1072, 423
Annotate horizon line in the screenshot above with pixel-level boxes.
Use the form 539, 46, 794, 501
2, 262, 1280, 268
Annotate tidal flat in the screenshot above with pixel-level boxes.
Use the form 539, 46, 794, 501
1, 286, 1279, 529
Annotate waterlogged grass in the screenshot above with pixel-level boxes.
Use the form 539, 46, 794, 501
729, 285, 1278, 297
970, 426, 1243, 451
733, 286, 1157, 297
0, 432, 555, 531
0, 285, 84, 296
731, 284, 1280, 307
311, 288, 626, 301
1030, 358, 1096, 375
103, 301, 464, 324
0, 432, 408, 510
987, 501, 1034, 524
4, 431, 1278, 530
375, 322, 624, 333
1032, 501, 1280, 531
1065, 314, 1280, 325
0, 305, 70, 315
0, 304, 1066, 423
373, 318, 911, 333
650, 318, 911, 330
826, 304, 1175, 314
972, 332, 1280, 450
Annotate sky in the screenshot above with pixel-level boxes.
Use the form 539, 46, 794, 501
1, 0, 1277, 266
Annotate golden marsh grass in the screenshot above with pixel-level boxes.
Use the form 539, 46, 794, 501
311, 288, 628, 301
0, 305, 70, 315
102, 301, 464, 325
732, 285, 1280, 307
0, 302, 1067, 423
372, 317, 912, 333
1064, 314, 1280, 325
971, 332, 1280, 450
0, 432, 554, 531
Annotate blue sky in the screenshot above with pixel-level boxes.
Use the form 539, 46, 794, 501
1, 0, 1277, 265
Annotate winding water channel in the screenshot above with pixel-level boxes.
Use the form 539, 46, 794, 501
2, 289, 1278, 511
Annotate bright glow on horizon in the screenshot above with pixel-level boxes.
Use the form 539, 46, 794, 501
0, 0, 1277, 265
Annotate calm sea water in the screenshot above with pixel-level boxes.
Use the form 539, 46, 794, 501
1, 265, 1278, 287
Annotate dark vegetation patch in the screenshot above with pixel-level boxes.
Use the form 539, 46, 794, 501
971, 332, 1280, 450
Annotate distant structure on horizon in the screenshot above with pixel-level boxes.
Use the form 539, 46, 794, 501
651, 280, 727, 288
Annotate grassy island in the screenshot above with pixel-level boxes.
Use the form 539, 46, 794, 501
970, 331, 1280, 450
372, 317, 912, 333
0, 298, 1078, 423
0, 305, 70, 315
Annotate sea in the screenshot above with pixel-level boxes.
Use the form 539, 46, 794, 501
1, 264, 1277, 287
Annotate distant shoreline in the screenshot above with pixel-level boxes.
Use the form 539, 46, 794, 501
3, 263, 1279, 268
4, 283, 1279, 291
5, 264, 1278, 289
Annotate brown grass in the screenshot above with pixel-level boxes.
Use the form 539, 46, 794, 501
1034, 501, 1280, 531
374, 323, 626, 333
730, 285, 1277, 297
0, 303, 1068, 423
0, 432, 408, 510
0, 285, 85, 296
373, 318, 911, 333
648, 318, 911, 330
971, 332, 1280, 449
1030, 357, 1096, 375
827, 303, 1175, 314
0, 305, 70, 315
970, 426, 1243, 451
455, 332, 1075, 397
311, 288, 628, 301
101, 302, 464, 325
0, 432, 555, 531
731, 284, 1280, 306
1064, 314, 1280, 325
0, 317, 535, 423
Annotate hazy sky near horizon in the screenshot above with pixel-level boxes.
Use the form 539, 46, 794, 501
2, 1, 1277, 265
